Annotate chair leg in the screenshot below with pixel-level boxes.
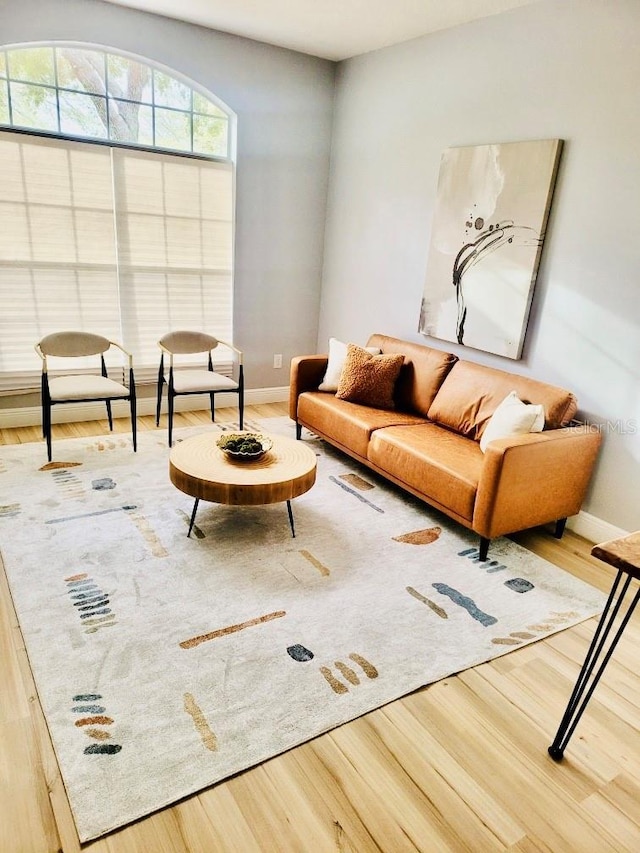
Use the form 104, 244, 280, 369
130, 371, 137, 453
295, 422, 302, 440
106, 400, 114, 431
238, 366, 245, 430
168, 390, 174, 448
155, 373, 164, 427
210, 392, 216, 423
41, 373, 52, 460
41, 374, 48, 438
44, 403, 52, 462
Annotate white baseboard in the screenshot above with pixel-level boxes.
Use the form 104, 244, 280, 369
0, 387, 290, 428
567, 511, 630, 546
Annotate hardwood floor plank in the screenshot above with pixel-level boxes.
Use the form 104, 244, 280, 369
459, 664, 621, 789
285, 742, 390, 853
582, 782, 640, 851
401, 679, 623, 851
377, 702, 526, 848
508, 835, 556, 852
309, 732, 432, 852
0, 717, 61, 853
591, 773, 640, 830
187, 786, 266, 853
0, 567, 31, 723
223, 765, 323, 853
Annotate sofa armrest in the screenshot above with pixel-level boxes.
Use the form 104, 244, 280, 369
289, 355, 328, 420
473, 426, 602, 539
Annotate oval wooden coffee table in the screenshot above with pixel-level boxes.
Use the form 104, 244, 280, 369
169, 431, 317, 538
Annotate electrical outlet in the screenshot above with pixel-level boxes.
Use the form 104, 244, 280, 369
273, 353, 283, 369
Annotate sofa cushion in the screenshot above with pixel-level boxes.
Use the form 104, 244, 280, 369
318, 337, 381, 392
336, 344, 404, 409
427, 361, 578, 440
366, 334, 457, 417
298, 392, 430, 459
368, 423, 483, 521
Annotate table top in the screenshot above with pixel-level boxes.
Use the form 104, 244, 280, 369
591, 531, 640, 580
169, 431, 317, 506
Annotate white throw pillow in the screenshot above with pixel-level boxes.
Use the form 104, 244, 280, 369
480, 391, 545, 453
318, 338, 381, 392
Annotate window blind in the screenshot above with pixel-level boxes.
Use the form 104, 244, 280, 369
112, 147, 234, 384
0, 130, 234, 393
0, 132, 121, 391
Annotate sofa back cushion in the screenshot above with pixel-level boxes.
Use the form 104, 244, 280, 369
427, 360, 578, 440
366, 334, 457, 417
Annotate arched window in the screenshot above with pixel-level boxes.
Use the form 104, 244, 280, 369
0, 44, 231, 158
0, 44, 235, 393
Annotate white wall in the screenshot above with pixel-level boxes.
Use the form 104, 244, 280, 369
320, 0, 640, 532
0, 0, 334, 392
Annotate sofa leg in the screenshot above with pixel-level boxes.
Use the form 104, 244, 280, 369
479, 537, 490, 561
295, 422, 302, 440
554, 518, 567, 539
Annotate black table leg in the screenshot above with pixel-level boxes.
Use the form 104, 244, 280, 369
548, 569, 640, 761
187, 498, 200, 538
186, 499, 297, 539
286, 500, 295, 538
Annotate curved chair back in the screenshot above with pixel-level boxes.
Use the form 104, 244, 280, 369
159, 331, 219, 356
38, 331, 111, 358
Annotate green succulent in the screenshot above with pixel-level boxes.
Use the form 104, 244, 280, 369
219, 433, 266, 455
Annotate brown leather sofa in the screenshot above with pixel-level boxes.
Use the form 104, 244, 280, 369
289, 333, 602, 560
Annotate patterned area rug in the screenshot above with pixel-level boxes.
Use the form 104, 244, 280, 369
0, 418, 604, 842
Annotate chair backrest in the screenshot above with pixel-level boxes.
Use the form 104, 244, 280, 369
159, 331, 219, 355
38, 331, 111, 358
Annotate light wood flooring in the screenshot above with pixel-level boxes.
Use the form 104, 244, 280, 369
1, 404, 639, 852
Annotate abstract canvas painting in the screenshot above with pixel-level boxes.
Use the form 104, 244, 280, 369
419, 139, 563, 359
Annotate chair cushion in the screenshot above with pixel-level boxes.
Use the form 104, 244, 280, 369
170, 369, 239, 394
48, 375, 129, 401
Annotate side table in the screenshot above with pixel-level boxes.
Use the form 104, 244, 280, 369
548, 531, 640, 761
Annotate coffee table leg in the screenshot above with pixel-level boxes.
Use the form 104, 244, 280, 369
187, 498, 200, 538
286, 500, 295, 538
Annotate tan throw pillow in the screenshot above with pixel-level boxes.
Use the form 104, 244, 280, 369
336, 344, 404, 409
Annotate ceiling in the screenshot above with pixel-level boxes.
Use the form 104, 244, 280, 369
100, 0, 541, 62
